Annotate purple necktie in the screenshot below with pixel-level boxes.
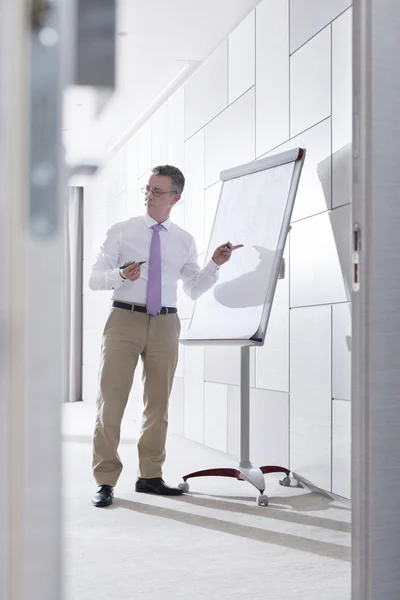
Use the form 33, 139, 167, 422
146, 223, 164, 315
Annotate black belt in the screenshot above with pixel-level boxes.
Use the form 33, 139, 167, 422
112, 301, 177, 315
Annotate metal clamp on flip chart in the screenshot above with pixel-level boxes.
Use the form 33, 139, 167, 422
278, 258, 286, 280
353, 223, 361, 292
278, 225, 291, 280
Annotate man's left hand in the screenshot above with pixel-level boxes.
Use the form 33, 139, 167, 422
212, 242, 244, 266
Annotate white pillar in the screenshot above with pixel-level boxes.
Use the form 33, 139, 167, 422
352, 0, 400, 597
0, 0, 66, 598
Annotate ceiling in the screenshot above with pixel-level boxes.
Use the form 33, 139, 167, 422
64, 0, 261, 167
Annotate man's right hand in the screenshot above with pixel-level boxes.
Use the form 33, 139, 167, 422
120, 261, 141, 282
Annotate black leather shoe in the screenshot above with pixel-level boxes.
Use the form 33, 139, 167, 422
135, 477, 184, 496
92, 484, 114, 507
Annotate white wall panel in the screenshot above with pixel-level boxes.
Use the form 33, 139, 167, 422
82, 364, 99, 405
227, 385, 240, 458
167, 88, 185, 171
92, 207, 108, 257
98, 178, 108, 211
290, 0, 351, 53
332, 8, 352, 208
107, 172, 132, 225
205, 346, 240, 386
256, 0, 289, 156
137, 170, 151, 214
104, 169, 118, 228
172, 201, 185, 229
205, 86, 255, 187
184, 129, 205, 253
184, 42, 228, 140
169, 377, 184, 436
82, 263, 92, 296
204, 382, 228, 452
105, 192, 120, 229
183, 346, 205, 443
126, 135, 138, 193
329, 204, 352, 300
290, 27, 331, 137
86, 172, 106, 215
82, 328, 103, 369
83, 292, 110, 332
204, 181, 222, 253
204, 346, 256, 388
228, 11, 255, 104
138, 121, 152, 177
108, 146, 127, 198
151, 104, 168, 167
250, 389, 289, 468
256, 247, 289, 392
290, 305, 332, 490
175, 320, 187, 379
123, 190, 139, 222
290, 205, 351, 307
265, 119, 332, 221
332, 302, 351, 401
332, 399, 351, 498
83, 193, 94, 262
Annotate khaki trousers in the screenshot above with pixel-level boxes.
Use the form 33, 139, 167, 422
92, 306, 180, 486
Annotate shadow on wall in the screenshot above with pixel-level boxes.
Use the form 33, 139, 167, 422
318, 142, 352, 353
200, 144, 352, 354
211, 143, 352, 314
213, 245, 275, 308
317, 142, 352, 297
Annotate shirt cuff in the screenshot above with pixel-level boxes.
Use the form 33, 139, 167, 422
109, 268, 127, 290
206, 259, 220, 274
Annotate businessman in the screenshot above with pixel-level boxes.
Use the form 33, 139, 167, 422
89, 164, 242, 507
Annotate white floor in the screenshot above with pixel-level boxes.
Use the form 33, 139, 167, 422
63, 403, 351, 600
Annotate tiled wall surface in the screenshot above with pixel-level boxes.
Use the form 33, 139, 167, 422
83, 0, 352, 499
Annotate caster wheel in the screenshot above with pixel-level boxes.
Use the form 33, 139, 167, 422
257, 494, 269, 507
279, 476, 291, 487
178, 482, 189, 493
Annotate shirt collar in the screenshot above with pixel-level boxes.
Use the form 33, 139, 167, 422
143, 214, 170, 231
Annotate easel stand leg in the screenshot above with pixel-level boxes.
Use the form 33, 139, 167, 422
179, 346, 291, 506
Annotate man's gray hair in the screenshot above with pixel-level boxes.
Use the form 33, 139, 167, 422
152, 165, 185, 195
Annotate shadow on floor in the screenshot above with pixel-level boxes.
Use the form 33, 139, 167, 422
197, 490, 351, 512
113, 497, 350, 562
166, 493, 351, 533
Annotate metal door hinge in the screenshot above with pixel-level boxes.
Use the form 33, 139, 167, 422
30, 0, 50, 29
353, 223, 361, 292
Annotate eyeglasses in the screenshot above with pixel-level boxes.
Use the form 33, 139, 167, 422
141, 186, 178, 198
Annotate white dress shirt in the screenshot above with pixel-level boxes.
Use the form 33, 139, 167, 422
89, 214, 219, 307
